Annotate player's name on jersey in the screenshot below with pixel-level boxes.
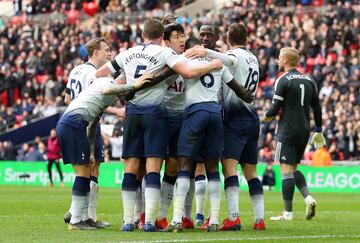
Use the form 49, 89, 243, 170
286, 74, 312, 81
124, 53, 159, 65
245, 56, 258, 65
196, 57, 213, 62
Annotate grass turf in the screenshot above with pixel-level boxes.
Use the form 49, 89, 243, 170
0, 185, 359, 242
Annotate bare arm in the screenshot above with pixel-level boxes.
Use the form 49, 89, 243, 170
102, 73, 153, 95
185, 47, 237, 67
64, 93, 71, 106
87, 116, 100, 161
226, 79, 254, 103
115, 72, 127, 84
96, 63, 112, 78
171, 59, 223, 79
134, 66, 176, 92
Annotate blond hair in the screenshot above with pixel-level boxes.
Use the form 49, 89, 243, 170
85, 37, 109, 57
280, 47, 299, 67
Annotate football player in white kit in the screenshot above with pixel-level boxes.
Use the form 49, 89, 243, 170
155, 20, 196, 230
166, 37, 253, 232
186, 23, 266, 230
95, 19, 223, 232
63, 38, 123, 228
57, 70, 152, 230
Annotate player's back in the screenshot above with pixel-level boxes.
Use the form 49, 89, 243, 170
276, 69, 317, 145
113, 44, 181, 115
67, 63, 96, 100
63, 77, 116, 125
184, 57, 233, 114
222, 48, 259, 121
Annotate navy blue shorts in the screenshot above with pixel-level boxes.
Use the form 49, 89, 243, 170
56, 120, 90, 165
166, 114, 183, 157
223, 120, 259, 164
94, 124, 104, 162
122, 114, 167, 158
178, 110, 223, 160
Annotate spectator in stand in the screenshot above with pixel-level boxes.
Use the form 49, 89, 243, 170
46, 128, 64, 187
0, 1, 358, 161
3, 141, 16, 160
0, 142, 5, 160
262, 164, 276, 190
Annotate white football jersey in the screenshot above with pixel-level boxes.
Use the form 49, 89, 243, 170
164, 74, 185, 114
67, 63, 96, 100
184, 57, 233, 108
65, 77, 116, 123
107, 44, 184, 112
222, 48, 259, 121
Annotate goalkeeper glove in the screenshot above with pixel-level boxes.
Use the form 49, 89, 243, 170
310, 132, 326, 149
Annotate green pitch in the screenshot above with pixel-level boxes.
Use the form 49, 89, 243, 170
0, 186, 359, 242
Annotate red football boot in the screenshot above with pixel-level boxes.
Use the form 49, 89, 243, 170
219, 217, 241, 231
182, 217, 195, 229
155, 217, 168, 230
253, 219, 266, 230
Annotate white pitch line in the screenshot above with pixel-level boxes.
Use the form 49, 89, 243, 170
115, 235, 360, 243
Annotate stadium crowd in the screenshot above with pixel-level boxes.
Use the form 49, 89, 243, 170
0, 0, 359, 161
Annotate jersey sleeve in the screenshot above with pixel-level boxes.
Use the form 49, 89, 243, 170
107, 52, 124, 74
163, 47, 184, 68
221, 66, 234, 84
273, 75, 287, 102
310, 80, 322, 129
265, 76, 287, 117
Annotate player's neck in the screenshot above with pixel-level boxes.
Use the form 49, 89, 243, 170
231, 45, 245, 50
144, 39, 161, 45
87, 59, 98, 69
284, 66, 297, 72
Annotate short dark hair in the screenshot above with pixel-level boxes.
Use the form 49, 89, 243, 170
185, 37, 202, 50
86, 37, 109, 57
227, 23, 248, 45
164, 24, 185, 41
199, 25, 219, 37
143, 19, 164, 40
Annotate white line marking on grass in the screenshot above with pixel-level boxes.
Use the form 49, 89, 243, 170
117, 234, 360, 243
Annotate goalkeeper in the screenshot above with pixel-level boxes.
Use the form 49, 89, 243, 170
263, 47, 325, 221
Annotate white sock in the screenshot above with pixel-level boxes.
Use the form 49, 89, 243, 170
305, 195, 314, 205
225, 186, 239, 220
145, 187, 160, 225
81, 192, 90, 221
134, 184, 142, 222
250, 194, 264, 221
184, 178, 195, 219
158, 181, 174, 220
88, 181, 98, 220
141, 177, 146, 213
195, 178, 207, 216
122, 190, 137, 225
208, 180, 221, 225
70, 195, 87, 224
172, 177, 190, 223
284, 211, 293, 217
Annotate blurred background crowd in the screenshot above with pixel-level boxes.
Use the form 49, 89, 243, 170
0, 0, 359, 162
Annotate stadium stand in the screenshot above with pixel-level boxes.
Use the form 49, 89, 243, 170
0, 0, 358, 161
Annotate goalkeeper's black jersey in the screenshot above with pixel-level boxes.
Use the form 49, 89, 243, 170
272, 69, 320, 145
